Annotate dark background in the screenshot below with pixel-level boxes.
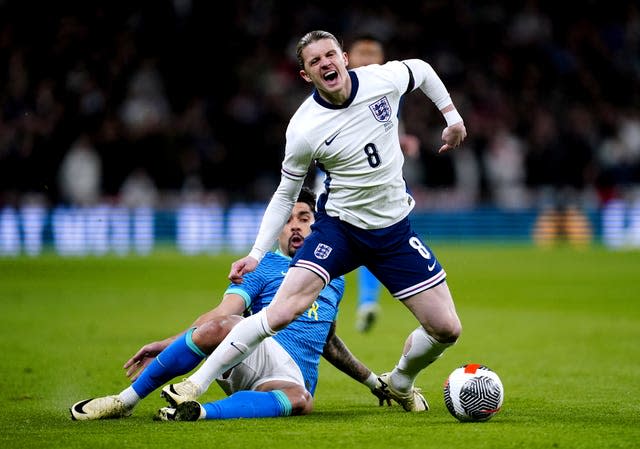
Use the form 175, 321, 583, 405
1, 0, 638, 208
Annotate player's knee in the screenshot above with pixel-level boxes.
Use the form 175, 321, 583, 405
288, 389, 313, 416
433, 319, 462, 344
192, 315, 243, 354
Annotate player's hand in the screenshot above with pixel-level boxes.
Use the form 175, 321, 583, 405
371, 380, 392, 407
228, 256, 259, 284
123, 340, 171, 381
439, 121, 467, 153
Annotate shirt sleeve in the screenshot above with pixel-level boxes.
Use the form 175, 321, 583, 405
249, 173, 305, 261
282, 122, 314, 180
224, 259, 269, 308
401, 58, 453, 110
249, 125, 313, 261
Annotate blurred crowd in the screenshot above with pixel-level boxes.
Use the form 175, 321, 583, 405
1, 0, 639, 211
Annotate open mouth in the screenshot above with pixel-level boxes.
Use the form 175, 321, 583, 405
290, 234, 304, 246
323, 70, 338, 82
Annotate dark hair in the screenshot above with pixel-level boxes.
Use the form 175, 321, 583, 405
295, 30, 343, 69
297, 186, 317, 212
347, 33, 385, 51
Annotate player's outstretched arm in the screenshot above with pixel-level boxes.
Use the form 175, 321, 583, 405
229, 172, 305, 284
124, 338, 175, 381
322, 322, 392, 406
124, 295, 246, 380
401, 59, 467, 153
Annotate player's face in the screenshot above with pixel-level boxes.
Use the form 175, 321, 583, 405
348, 40, 384, 68
299, 38, 349, 101
278, 202, 314, 257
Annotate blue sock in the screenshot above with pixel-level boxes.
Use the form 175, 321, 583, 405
131, 328, 206, 398
358, 267, 381, 307
201, 390, 292, 419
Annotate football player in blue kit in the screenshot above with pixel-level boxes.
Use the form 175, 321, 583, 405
164, 30, 467, 413
70, 187, 390, 421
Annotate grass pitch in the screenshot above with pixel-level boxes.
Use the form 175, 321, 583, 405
1, 244, 639, 448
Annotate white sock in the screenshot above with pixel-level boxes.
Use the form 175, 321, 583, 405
391, 327, 452, 391
189, 309, 275, 391
118, 386, 140, 408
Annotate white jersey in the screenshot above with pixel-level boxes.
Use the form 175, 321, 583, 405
248, 59, 453, 260
282, 60, 448, 229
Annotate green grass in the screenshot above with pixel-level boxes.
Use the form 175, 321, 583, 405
1, 244, 639, 448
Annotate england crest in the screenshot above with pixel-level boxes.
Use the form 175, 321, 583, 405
314, 243, 333, 260
369, 96, 392, 122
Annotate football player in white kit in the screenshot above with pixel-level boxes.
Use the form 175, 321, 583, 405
164, 30, 467, 412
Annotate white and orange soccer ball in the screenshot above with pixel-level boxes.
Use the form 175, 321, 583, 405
443, 363, 504, 422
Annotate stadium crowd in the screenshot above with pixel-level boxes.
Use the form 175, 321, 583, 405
1, 0, 639, 212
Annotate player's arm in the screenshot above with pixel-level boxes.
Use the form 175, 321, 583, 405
322, 321, 392, 406
124, 294, 246, 380
190, 293, 246, 327
230, 162, 308, 283
402, 58, 467, 153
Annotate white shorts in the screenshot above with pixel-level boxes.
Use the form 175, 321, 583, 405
215, 337, 305, 395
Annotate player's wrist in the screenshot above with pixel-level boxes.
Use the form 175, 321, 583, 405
363, 372, 378, 390
444, 109, 463, 127
248, 247, 265, 262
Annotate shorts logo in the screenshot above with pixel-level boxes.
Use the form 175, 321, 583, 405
369, 96, 392, 122
314, 243, 333, 259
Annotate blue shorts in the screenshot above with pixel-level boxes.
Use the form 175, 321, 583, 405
290, 212, 446, 300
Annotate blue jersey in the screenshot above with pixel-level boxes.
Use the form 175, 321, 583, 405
224, 250, 345, 394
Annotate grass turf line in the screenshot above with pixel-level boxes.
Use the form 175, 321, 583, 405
0, 245, 638, 448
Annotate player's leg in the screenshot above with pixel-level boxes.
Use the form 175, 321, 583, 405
265, 266, 326, 328
376, 286, 459, 412
132, 317, 242, 396
355, 266, 381, 332
166, 214, 355, 403
391, 282, 461, 387
71, 328, 208, 420
71, 316, 240, 420
366, 218, 461, 411
165, 268, 324, 403
378, 282, 461, 411
403, 281, 461, 343
255, 381, 314, 416
158, 382, 311, 421
127, 315, 243, 403
158, 338, 313, 421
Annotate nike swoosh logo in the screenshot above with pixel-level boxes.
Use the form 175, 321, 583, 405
71, 399, 92, 418
325, 131, 340, 146
427, 261, 437, 272
281, 271, 288, 276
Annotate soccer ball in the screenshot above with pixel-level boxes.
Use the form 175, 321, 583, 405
443, 363, 504, 422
